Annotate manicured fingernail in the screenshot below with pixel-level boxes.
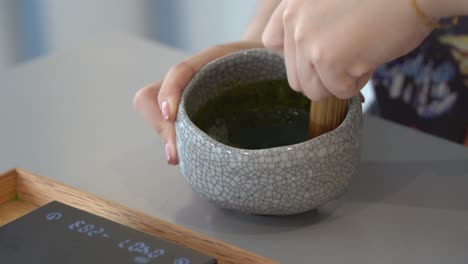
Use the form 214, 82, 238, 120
161, 101, 170, 121
165, 143, 172, 164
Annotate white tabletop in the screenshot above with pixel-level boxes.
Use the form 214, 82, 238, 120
1, 33, 467, 263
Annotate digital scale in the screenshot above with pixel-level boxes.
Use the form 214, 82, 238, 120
0, 201, 217, 264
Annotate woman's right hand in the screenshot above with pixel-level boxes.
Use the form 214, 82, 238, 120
133, 41, 264, 165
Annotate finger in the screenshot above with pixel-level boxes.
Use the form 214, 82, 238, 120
133, 81, 175, 163
157, 62, 196, 123
300, 65, 332, 101
157, 42, 264, 122
262, 0, 286, 55
133, 81, 180, 165
357, 70, 374, 91
282, 7, 301, 92
133, 80, 165, 134
163, 123, 178, 165
359, 92, 365, 103
316, 64, 360, 99
296, 40, 331, 101
356, 70, 374, 103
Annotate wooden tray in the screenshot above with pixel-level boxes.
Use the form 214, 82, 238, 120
0, 168, 277, 264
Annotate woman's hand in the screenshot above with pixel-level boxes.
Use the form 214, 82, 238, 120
262, 0, 433, 101
133, 41, 263, 165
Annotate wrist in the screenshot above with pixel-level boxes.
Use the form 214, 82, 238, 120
242, 26, 263, 42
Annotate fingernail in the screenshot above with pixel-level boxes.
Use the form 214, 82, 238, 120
165, 143, 172, 164
359, 94, 365, 103
161, 101, 170, 121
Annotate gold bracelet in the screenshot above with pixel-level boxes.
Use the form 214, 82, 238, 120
409, 0, 459, 29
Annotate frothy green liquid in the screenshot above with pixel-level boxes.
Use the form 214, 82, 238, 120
191, 80, 310, 149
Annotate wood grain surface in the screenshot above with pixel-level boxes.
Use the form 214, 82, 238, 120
0, 200, 37, 226
0, 169, 16, 205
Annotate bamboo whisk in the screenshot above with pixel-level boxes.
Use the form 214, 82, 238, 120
309, 97, 349, 139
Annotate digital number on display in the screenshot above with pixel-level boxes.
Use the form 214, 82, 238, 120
45, 212, 190, 264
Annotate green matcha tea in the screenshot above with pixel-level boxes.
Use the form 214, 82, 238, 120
191, 80, 310, 149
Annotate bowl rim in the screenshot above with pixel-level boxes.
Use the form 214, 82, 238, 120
176, 48, 362, 155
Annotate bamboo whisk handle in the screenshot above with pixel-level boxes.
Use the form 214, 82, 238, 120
309, 97, 349, 139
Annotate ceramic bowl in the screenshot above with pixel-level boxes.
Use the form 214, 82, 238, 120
175, 48, 362, 215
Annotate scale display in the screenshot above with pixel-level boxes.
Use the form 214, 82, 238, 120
0, 201, 216, 264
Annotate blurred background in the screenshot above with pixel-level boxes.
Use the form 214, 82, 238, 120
0, 0, 375, 108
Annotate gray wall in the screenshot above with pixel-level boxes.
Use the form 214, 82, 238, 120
0, 0, 18, 72
43, 0, 151, 52
153, 0, 257, 52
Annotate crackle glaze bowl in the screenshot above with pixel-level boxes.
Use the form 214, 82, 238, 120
175, 48, 362, 215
